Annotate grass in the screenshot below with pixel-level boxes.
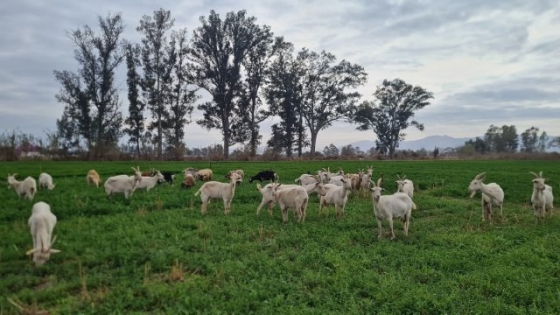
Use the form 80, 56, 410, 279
0, 160, 559, 314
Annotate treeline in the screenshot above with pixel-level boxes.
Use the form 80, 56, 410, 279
49, 9, 433, 160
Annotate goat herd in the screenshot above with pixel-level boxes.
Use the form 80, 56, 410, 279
6, 165, 555, 267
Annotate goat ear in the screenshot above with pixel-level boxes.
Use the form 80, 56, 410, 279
26, 248, 39, 256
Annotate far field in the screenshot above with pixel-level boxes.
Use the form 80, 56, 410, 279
1, 160, 559, 314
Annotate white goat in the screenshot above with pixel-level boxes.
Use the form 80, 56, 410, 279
38, 172, 56, 190
530, 171, 554, 220
321, 176, 352, 218
87, 169, 101, 188
295, 174, 320, 186
370, 178, 415, 239
195, 172, 242, 214
396, 174, 414, 199
359, 166, 374, 197
256, 182, 325, 217
468, 172, 504, 224
135, 171, 165, 191
26, 202, 61, 266
7, 174, 37, 200
104, 166, 143, 199
270, 183, 309, 223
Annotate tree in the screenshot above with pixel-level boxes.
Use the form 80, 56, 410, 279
265, 40, 306, 157
340, 144, 356, 157
164, 28, 198, 160
537, 131, 548, 153
137, 8, 175, 159
352, 78, 433, 158
484, 124, 518, 153
190, 10, 271, 159
123, 43, 145, 158
239, 30, 276, 156
520, 126, 539, 153
54, 13, 125, 159
464, 137, 488, 154
323, 143, 339, 157
298, 49, 367, 155
550, 136, 560, 148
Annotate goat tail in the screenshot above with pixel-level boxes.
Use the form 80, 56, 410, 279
412, 202, 417, 210
194, 189, 201, 197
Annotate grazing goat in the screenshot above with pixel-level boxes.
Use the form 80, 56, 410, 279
468, 172, 504, 224
135, 171, 165, 191
181, 173, 196, 189
530, 171, 554, 220
183, 167, 198, 177
196, 169, 213, 181
396, 174, 414, 199
195, 172, 242, 214
26, 202, 61, 266
370, 178, 415, 239
87, 169, 101, 188
7, 174, 36, 200
38, 172, 56, 190
159, 171, 176, 185
104, 166, 143, 199
249, 170, 278, 183
321, 176, 352, 218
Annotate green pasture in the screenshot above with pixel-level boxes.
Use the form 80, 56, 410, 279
1, 160, 559, 314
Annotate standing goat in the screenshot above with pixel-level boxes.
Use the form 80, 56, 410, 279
530, 171, 554, 220
468, 172, 504, 224
7, 174, 37, 200
396, 174, 414, 199
195, 172, 242, 215
104, 166, 143, 199
370, 178, 415, 239
135, 171, 165, 191
321, 175, 352, 218
26, 202, 61, 266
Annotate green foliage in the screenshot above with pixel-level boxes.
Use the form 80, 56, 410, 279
352, 78, 433, 158
1, 160, 559, 313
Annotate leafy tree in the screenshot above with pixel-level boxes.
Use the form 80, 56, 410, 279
352, 78, 433, 158
297, 49, 367, 155
484, 124, 518, 153
163, 28, 198, 160
190, 10, 271, 159
123, 43, 145, 158
537, 131, 548, 153
550, 136, 560, 148
464, 137, 488, 154
137, 8, 175, 159
340, 144, 356, 157
323, 144, 339, 157
265, 40, 306, 157
54, 13, 125, 159
520, 126, 539, 153
239, 30, 276, 156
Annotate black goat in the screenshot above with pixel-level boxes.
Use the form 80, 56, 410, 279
248, 170, 278, 183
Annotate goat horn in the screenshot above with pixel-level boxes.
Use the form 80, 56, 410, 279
50, 235, 57, 245
377, 177, 383, 187
474, 172, 486, 180
26, 248, 39, 256
397, 174, 401, 180
529, 171, 540, 178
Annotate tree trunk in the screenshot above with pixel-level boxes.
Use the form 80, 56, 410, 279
310, 131, 318, 156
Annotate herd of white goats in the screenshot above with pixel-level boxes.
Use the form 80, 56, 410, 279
6, 165, 554, 267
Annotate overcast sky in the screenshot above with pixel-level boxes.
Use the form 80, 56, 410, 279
1, 0, 559, 149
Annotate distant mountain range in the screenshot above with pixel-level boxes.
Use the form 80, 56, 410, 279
349, 135, 472, 152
